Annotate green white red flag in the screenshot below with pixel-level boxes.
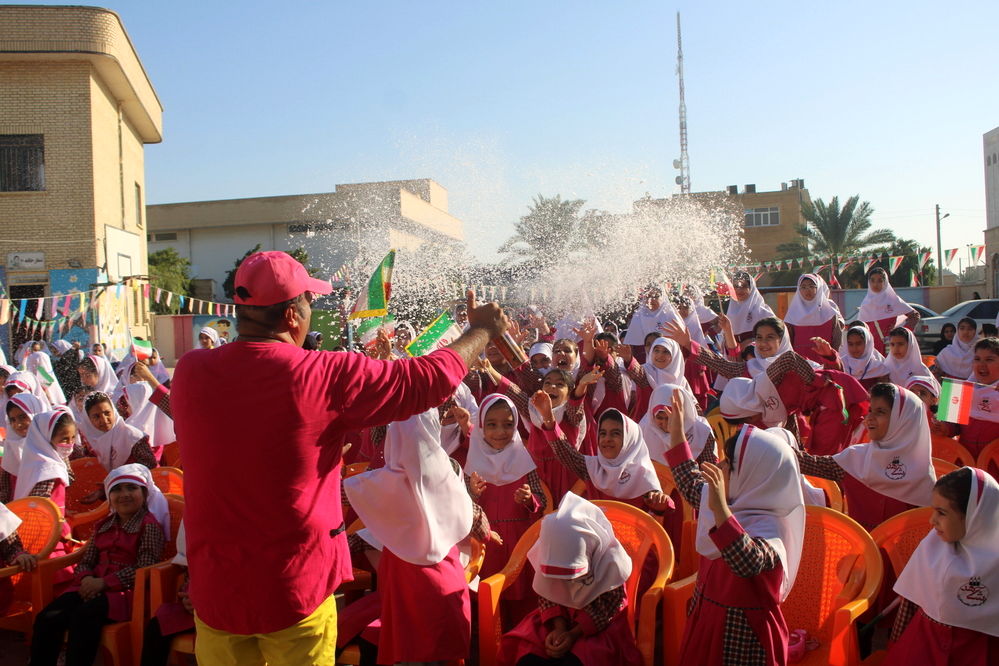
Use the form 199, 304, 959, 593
910, 270, 920, 287
970, 245, 986, 264
944, 248, 959, 266
888, 256, 904, 274
131, 337, 154, 362
938, 379, 974, 425
348, 250, 396, 320
406, 311, 463, 357
917, 251, 932, 270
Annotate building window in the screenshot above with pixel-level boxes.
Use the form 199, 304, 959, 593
0, 135, 45, 191
744, 206, 780, 227
153, 232, 177, 241
135, 183, 143, 227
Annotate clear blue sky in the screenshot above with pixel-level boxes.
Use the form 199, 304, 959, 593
21, 0, 999, 266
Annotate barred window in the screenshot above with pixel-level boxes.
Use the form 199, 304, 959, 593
0, 135, 45, 192
744, 206, 780, 227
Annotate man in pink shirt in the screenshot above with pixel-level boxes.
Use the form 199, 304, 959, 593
170, 251, 508, 665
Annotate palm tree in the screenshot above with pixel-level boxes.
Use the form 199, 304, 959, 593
777, 195, 896, 287
499, 194, 586, 270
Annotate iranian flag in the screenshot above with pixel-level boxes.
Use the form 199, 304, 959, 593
132, 337, 154, 362
406, 311, 463, 357
36, 363, 56, 386
864, 257, 879, 274
888, 256, 904, 274
970, 245, 986, 264
917, 250, 932, 270
910, 270, 920, 287
938, 379, 974, 425
355, 314, 396, 351
943, 248, 960, 266
348, 250, 396, 320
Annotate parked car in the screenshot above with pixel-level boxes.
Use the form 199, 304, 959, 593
916, 299, 999, 354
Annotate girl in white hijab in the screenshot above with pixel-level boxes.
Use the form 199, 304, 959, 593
78, 354, 117, 394
1, 393, 47, 502
25, 351, 66, 406
620, 335, 693, 420
15, 407, 75, 503
888, 467, 999, 662
78, 392, 157, 474
5, 370, 51, 410
934, 317, 977, 380
197, 327, 220, 349
795, 383, 936, 530
884, 327, 937, 390
839, 325, 890, 389
765, 427, 829, 507
497, 493, 644, 666
622, 286, 685, 349
344, 409, 478, 665
639, 383, 714, 464
783, 273, 843, 364
858, 267, 919, 354
726, 272, 775, 345
120, 383, 176, 460
663, 394, 805, 665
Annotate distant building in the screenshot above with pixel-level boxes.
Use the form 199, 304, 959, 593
146, 179, 465, 301
984, 127, 999, 297
0, 5, 162, 357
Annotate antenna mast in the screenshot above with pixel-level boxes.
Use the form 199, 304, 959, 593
674, 11, 691, 194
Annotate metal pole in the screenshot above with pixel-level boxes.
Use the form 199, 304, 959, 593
936, 204, 943, 286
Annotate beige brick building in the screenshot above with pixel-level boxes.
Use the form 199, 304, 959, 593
0, 5, 161, 350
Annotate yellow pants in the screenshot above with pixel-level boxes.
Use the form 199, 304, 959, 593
194, 594, 337, 666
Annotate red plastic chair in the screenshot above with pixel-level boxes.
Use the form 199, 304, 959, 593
65, 457, 108, 520
930, 435, 976, 467
654, 461, 698, 578
869, 507, 933, 580
478, 500, 674, 666
0, 497, 63, 638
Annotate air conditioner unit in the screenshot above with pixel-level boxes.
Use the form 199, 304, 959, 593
745, 184, 756, 194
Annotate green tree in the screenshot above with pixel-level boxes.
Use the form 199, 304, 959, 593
499, 194, 586, 271
147, 248, 193, 314
863, 238, 936, 288
222, 244, 316, 299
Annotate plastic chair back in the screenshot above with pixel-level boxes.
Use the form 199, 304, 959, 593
921, 355, 936, 367
466, 536, 485, 584
931, 435, 976, 467
869, 507, 933, 579
805, 475, 845, 513
66, 457, 108, 517
977, 438, 999, 479
932, 457, 959, 479
160, 494, 185, 561
151, 467, 184, 496
654, 462, 698, 577
0, 497, 62, 587
705, 414, 733, 460
780, 505, 883, 666
342, 462, 369, 478
160, 441, 182, 468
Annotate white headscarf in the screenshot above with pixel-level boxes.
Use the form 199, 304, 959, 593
123, 383, 175, 450
935, 332, 976, 380
149, 351, 171, 384
440, 382, 478, 456
766, 427, 828, 507
2, 393, 47, 478
679, 302, 709, 348
24, 351, 65, 406
103, 463, 171, 537
695, 425, 806, 600
198, 327, 220, 348
719, 377, 763, 420
834, 386, 936, 506
883, 328, 936, 389
783, 274, 840, 328
745, 325, 796, 379
15, 407, 72, 500
839, 325, 889, 381
0, 347, 6, 368
895, 467, 999, 636
642, 337, 690, 390
639, 383, 711, 463
726, 274, 775, 337
583, 409, 661, 499
5, 371, 50, 410
344, 409, 473, 566
50, 340, 72, 355
463, 394, 536, 486
858, 269, 911, 323
528, 493, 632, 609
529, 342, 553, 363
685, 285, 717, 324
0, 503, 22, 542
83, 354, 117, 393
78, 393, 147, 471
623, 293, 685, 346
527, 373, 587, 449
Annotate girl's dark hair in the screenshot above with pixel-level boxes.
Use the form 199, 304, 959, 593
52, 413, 75, 434
84, 392, 113, 414
847, 320, 866, 329
867, 267, 888, 279
595, 331, 619, 346
5, 400, 22, 416
870, 383, 897, 406
983, 324, 999, 337
974, 337, 999, 355
724, 431, 740, 462
0, 368, 10, 382
78, 357, 98, 373
888, 327, 910, 340
732, 271, 751, 284
740, 345, 757, 361
543, 368, 575, 393
934, 467, 973, 515
957, 317, 977, 330
644, 331, 660, 346
598, 409, 625, 428
846, 327, 867, 341
753, 316, 785, 338
552, 338, 578, 353
940, 322, 957, 336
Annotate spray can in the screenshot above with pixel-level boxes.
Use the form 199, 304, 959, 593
492, 331, 528, 366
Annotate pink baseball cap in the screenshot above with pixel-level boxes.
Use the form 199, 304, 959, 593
233, 251, 333, 306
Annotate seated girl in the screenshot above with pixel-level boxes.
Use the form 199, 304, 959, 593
663, 392, 805, 665
888, 467, 998, 664
839, 325, 890, 390
30, 464, 167, 666
795, 383, 936, 530
78, 392, 157, 475
116, 381, 176, 464
1, 394, 47, 503
934, 317, 977, 379
905, 376, 950, 438
884, 327, 937, 388
941, 338, 999, 458
497, 492, 644, 666
0, 503, 38, 614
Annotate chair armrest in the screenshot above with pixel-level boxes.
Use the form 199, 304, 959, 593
149, 562, 185, 610
662, 573, 697, 666
31, 547, 87, 611
637, 585, 663, 666
477, 573, 507, 666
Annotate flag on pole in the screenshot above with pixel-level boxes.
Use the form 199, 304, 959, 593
828, 272, 841, 289
354, 314, 396, 351
131, 336, 154, 362
36, 362, 56, 386
970, 245, 986, 264
910, 270, 920, 287
406, 310, 463, 357
938, 379, 974, 425
349, 250, 396, 320
944, 248, 960, 266
917, 251, 932, 270
888, 256, 904, 274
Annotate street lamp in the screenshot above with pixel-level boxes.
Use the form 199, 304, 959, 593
936, 204, 950, 286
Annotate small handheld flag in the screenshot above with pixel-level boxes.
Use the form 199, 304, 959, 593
349, 250, 396, 320
406, 311, 463, 357
938, 379, 974, 425
131, 337, 154, 362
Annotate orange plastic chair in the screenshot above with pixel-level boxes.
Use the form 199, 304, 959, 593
160, 441, 182, 468
65, 457, 108, 519
0, 497, 63, 638
654, 461, 698, 578
932, 457, 959, 479
68, 500, 109, 541
976, 438, 999, 479
921, 355, 936, 367
931, 435, 976, 467
540, 480, 555, 515
805, 475, 846, 513
869, 507, 933, 581
478, 499, 674, 666
663, 505, 883, 666
342, 461, 370, 478
152, 467, 184, 496
706, 413, 734, 458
